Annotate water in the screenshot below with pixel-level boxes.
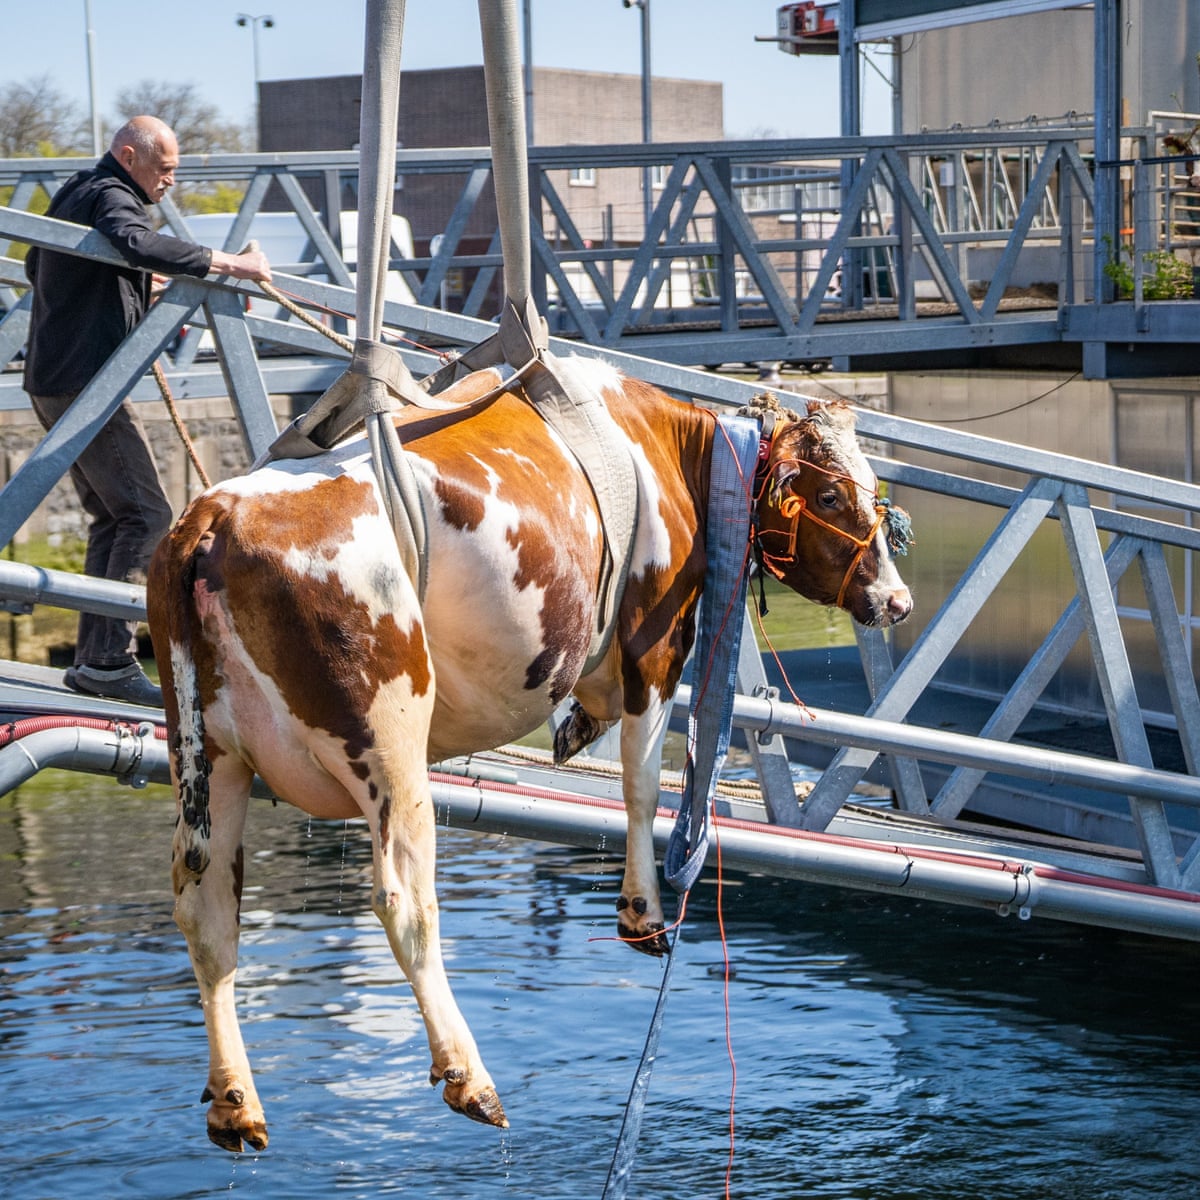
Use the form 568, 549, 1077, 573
3, 775, 1200, 1200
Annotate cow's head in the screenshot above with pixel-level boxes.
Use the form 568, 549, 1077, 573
748, 397, 913, 628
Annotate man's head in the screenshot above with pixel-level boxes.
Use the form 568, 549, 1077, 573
111, 116, 179, 203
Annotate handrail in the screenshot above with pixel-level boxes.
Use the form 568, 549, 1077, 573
4, 139, 1200, 896
0, 126, 1107, 349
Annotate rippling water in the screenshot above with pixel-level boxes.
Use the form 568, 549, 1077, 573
3, 773, 1200, 1200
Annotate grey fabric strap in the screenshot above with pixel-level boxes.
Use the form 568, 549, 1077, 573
256, 0, 637, 636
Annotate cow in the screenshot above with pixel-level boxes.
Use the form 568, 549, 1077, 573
146, 353, 912, 1153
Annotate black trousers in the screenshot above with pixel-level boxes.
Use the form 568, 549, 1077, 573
30, 392, 173, 668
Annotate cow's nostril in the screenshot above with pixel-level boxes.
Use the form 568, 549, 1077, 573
889, 590, 913, 621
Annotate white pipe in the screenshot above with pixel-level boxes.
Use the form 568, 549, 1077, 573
676, 686, 1200, 811
5, 724, 1198, 941
0, 725, 168, 793
427, 776, 1200, 942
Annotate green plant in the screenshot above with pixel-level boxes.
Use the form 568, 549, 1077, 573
1102, 237, 1194, 300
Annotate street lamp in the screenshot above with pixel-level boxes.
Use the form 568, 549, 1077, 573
83, 0, 102, 156
622, 0, 652, 226
236, 13, 274, 147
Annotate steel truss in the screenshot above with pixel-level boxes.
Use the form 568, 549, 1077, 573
2, 118, 1195, 378
3, 194, 1200, 905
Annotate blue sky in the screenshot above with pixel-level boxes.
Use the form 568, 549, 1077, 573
10, 1, 893, 141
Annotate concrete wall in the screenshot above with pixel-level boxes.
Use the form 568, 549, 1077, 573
0, 396, 293, 548
887, 369, 1200, 720
901, 0, 1200, 132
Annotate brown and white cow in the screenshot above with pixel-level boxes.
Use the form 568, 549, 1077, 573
147, 353, 911, 1152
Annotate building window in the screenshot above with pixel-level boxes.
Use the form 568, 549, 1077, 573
650, 163, 668, 191
569, 166, 596, 187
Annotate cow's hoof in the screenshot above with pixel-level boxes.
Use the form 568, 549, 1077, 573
433, 1066, 509, 1128
552, 701, 605, 764
206, 1114, 269, 1154
618, 919, 669, 957
202, 1082, 268, 1154
462, 1086, 509, 1128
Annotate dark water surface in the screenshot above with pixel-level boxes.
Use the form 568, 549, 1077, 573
3, 774, 1199, 1200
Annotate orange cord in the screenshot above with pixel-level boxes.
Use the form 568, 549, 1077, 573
713, 818, 737, 1200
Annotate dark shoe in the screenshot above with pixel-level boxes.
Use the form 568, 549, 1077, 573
64, 662, 163, 707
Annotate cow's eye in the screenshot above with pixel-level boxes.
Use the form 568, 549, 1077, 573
817, 488, 839, 510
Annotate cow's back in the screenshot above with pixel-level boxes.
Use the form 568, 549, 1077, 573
149, 356, 708, 804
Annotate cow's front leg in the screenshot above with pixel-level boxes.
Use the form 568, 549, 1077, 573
172, 757, 268, 1153
617, 699, 671, 956
362, 747, 507, 1128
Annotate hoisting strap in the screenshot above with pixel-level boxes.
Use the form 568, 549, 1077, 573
601, 413, 759, 1200
664, 413, 760, 894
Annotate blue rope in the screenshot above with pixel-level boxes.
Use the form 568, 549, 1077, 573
601, 414, 760, 1200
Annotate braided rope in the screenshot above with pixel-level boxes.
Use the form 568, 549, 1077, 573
152, 360, 211, 490
257, 278, 356, 354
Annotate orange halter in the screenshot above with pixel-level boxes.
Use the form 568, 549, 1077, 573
754, 448, 891, 609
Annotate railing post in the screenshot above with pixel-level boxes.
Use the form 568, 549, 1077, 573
713, 153, 738, 332
1133, 158, 1149, 317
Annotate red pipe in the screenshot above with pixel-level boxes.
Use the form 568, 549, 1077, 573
1, 713, 168, 748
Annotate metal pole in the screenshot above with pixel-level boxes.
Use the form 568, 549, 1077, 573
623, 0, 652, 228
1094, 0, 1120, 303
522, 0, 534, 147
237, 14, 274, 151
640, 0, 651, 227
838, 0, 862, 309
83, 0, 102, 156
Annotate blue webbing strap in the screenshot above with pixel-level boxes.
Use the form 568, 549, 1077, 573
601, 413, 759, 1200
664, 413, 761, 895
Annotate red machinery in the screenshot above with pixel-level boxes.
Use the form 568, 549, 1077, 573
776, 2, 839, 54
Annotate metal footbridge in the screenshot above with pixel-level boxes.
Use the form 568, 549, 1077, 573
3, 109, 1200, 385
5, 31, 1200, 939
3, 217, 1200, 939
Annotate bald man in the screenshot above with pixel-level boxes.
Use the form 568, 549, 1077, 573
23, 116, 272, 706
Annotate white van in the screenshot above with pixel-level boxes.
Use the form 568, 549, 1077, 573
181, 209, 416, 337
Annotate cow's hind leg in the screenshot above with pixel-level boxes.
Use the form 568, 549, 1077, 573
172, 754, 268, 1153
351, 728, 508, 1128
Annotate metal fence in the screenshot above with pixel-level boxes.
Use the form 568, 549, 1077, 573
3, 195, 1200, 900
4, 121, 1198, 372
4, 126, 1200, 903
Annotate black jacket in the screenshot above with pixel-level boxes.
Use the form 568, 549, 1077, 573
23, 152, 213, 396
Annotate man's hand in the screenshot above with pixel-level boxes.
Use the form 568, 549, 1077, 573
208, 247, 272, 283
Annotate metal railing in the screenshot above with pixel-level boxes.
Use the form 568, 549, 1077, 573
3, 202, 1200, 898
6, 124, 1199, 375
0, 125, 1114, 368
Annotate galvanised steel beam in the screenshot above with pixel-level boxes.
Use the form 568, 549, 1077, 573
0, 279, 206, 550
6, 202, 1200, 889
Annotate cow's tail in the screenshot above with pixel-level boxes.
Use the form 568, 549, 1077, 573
147, 515, 215, 887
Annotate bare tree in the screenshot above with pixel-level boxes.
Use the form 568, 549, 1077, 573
0, 76, 88, 157
113, 81, 250, 155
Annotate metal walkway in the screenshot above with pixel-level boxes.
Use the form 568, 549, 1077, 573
5, 198, 1200, 939
3, 116, 1199, 381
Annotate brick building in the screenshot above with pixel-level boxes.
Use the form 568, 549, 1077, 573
259, 65, 724, 262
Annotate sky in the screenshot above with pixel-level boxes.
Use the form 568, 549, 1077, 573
8, 1, 893, 143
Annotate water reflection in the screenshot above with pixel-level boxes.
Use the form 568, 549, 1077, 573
2, 773, 1199, 1199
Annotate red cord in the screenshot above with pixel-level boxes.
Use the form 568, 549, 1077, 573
268, 283, 456, 361
714, 819, 737, 1199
